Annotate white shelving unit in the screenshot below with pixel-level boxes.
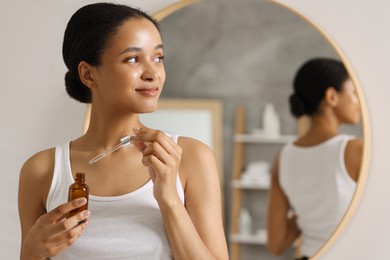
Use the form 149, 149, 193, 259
229, 106, 298, 260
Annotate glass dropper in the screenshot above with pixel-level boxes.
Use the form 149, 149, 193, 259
88, 135, 133, 165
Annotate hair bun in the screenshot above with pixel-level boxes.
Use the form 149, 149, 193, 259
289, 93, 306, 118
64, 71, 92, 103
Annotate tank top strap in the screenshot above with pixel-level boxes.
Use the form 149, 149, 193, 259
165, 132, 185, 203
46, 142, 72, 212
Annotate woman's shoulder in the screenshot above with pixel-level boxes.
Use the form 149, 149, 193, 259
177, 136, 215, 165
345, 137, 363, 159
19, 147, 57, 208
177, 136, 218, 182
344, 138, 363, 182
20, 148, 56, 183
177, 136, 212, 153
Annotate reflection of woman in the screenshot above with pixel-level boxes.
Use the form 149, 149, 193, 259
267, 58, 363, 259
18, 3, 228, 259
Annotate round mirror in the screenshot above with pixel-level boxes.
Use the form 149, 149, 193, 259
153, 0, 367, 259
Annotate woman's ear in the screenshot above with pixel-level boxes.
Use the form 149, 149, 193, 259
78, 61, 96, 89
324, 87, 339, 107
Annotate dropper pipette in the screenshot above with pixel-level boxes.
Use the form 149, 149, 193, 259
88, 135, 133, 164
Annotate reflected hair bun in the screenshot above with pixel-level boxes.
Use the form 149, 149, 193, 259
289, 93, 306, 118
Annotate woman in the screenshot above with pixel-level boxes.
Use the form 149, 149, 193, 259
18, 3, 228, 259
267, 58, 363, 259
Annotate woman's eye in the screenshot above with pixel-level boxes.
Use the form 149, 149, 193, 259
154, 55, 165, 63
126, 57, 138, 63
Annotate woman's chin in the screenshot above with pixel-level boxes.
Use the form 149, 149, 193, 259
137, 105, 158, 114
139, 109, 156, 114
133, 101, 159, 114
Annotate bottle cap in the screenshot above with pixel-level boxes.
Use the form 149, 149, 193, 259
76, 172, 85, 179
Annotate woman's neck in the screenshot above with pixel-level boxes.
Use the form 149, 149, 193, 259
76, 109, 143, 150
309, 114, 339, 136
296, 112, 340, 146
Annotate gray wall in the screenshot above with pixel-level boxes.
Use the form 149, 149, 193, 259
159, 0, 361, 259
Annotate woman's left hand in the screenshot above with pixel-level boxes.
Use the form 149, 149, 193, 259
131, 128, 182, 205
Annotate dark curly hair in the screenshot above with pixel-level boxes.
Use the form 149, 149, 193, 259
62, 3, 160, 103
289, 58, 349, 118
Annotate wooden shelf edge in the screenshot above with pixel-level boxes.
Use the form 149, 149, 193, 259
231, 180, 270, 190
234, 134, 297, 143
229, 232, 268, 245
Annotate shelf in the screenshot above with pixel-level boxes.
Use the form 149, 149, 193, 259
231, 180, 270, 190
234, 134, 296, 144
229, 107, 303, 260
229, 232, 267, 245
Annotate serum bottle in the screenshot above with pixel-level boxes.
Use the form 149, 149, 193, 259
68, 172, 89, 223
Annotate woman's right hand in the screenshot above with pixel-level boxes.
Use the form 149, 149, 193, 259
21, 198, 90, 260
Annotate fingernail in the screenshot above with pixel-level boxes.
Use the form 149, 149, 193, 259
81, 221, 89, 229
77, 198, 87, 205
133, 127, 141, 133
83, 210, 91, 217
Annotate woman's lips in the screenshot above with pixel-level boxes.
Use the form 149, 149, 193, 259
135, 87, 159, 97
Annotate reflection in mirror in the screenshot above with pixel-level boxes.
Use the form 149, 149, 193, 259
158, 0, 363, 259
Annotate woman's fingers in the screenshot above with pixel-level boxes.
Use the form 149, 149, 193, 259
27, 200, 90, 257
131, 128, 182, 202
132, 129, 182, 160
142, 141, 171, 165
131, 137, 147, 152
131, 128, 181, 184
44, 198, 87, 224
51, 210, 90, 235
51, 221, 88, 249
43, 221, 88, 256
133, 129, 181, 171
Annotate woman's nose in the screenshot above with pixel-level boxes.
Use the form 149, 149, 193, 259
141, 63, 158, 82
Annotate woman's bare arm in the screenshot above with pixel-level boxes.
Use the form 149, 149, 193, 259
18, 149, 89, 260
132, 129, 228, 260
267, 151, 301, 255
164, 137, 228, 259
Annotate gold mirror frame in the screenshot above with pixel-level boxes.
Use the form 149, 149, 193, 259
267, 1, 370, 258
83, 1, 370, 258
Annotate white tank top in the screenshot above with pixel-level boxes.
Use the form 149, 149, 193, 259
279, 134, 356, 256
46, 134, 184, 260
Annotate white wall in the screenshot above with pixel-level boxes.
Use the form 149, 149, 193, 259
2, 0, 389, 259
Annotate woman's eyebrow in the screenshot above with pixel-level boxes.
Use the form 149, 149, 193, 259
120, 47, 142, 54
155, 44, 163, 50
120, 44, 163, 55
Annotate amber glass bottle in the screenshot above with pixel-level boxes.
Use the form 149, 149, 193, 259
68, 172, 89, 223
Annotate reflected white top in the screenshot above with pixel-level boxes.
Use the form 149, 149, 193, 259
46, 134, 184, 260
279, 134, 356, 256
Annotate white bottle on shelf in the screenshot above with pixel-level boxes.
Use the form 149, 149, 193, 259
239, 208, 253, 235
262, 103, 280, 138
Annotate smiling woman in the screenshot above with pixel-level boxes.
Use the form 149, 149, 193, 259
0, 0, 383, 259
18, 2, 228, 260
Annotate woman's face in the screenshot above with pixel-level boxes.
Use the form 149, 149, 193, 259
334, 78, 361, 124
92, 18, 165, 114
